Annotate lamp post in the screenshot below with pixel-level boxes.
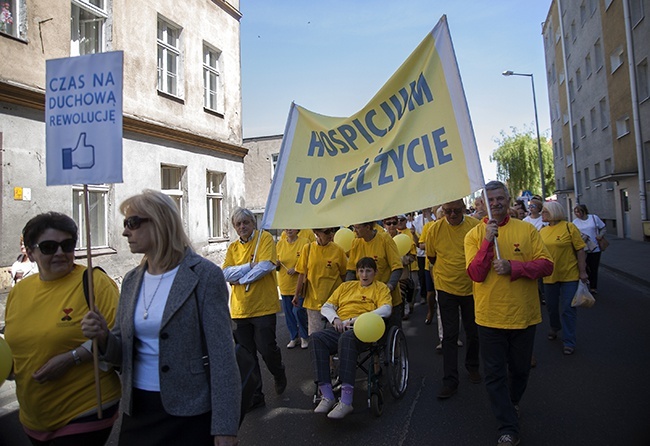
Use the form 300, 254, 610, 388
502, 70, 547, 200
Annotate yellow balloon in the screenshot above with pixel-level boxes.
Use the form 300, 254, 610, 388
353, 312, 386, 343
333, 227, 355, 252
0, 336, 12, 388
393, 233, 412, 257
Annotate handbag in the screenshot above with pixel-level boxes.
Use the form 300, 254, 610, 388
597, 236, 609, 252
580, 233, 598, 253
571, 281, 596, 308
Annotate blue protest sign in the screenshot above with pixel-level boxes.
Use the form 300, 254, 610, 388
46, 51, 123, 185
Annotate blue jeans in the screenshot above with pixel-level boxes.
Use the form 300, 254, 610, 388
478, 325, 536, 436
281, 294, 308, 340
544, 281, 579, 348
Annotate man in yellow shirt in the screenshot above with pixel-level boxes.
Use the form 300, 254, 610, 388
464, 181, 553, 446
425, 199, 480, 399
223, 208, 286, 411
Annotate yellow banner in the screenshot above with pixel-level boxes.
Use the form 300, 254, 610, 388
262, 16, 484, 229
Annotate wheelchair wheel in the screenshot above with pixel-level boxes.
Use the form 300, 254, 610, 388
386, 326, 409, 399
370, 390, 383, 417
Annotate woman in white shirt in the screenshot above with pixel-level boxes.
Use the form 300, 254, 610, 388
572, 204, 606, 294
523, 198, 546, 231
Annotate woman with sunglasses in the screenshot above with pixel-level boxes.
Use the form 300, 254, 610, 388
82, 190, 240, 446
294, 227, 347, 335
4, 212, 121, 445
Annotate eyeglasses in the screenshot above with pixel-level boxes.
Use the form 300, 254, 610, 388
529, 204, 539, 209
34, 239, 76, 255
124, 216, 150, 230
443, 208, 464, 215
384, 221, 398, 226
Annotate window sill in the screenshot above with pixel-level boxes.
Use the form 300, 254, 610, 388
204, 107, 224, 119
0, 30, 27, 43
208, 237, 230, 244
157, 90, 185, 104
75, 247, 118, 258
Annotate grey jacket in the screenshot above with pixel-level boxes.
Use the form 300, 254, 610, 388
102, 250, 241, 436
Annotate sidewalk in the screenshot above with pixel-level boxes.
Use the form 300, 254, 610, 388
598, 236, 650, 289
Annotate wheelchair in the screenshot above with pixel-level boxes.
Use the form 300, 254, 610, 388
313, 323, 409, 417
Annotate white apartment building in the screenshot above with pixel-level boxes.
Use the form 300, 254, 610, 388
0, 0, 247, 288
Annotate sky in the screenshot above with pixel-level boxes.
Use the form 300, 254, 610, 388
240, 0, 552, 182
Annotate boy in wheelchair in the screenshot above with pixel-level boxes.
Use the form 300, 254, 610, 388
309, 257, 392, 419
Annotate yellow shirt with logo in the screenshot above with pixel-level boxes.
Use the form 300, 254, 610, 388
540, 222, 585, 284
419, 219, 437, 271
295, 241, 348, 311
347, 230, 403, 305
326, 280, 392, 321
276, 236, 310, 295
223, 230, 280, 318
4, 265, 121, 432
426, 216, 479, 296
464, 218, 551, 329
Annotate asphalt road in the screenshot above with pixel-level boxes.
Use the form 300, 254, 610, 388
2, 268, 649, 446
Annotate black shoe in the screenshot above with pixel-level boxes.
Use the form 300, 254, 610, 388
274, 372, 287, 395
246, 394, 265, 413
468, 368, 482, 384
437, 385, 458, 399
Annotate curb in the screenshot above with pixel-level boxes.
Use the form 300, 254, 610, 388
600, 263, 650, 290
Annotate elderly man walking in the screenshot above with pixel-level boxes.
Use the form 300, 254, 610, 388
464, 181, 553, 446
425, 199, 481, 399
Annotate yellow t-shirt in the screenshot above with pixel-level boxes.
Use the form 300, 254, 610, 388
276, 236, 310, 295
426, 216, 479, 296
464, 218, 552, 329
326, 280, 392, 321
223, 230, 280, 318
295, 241, 348, 311
419, 220, 437, 271
540, 222, 586, 284
4, 265, 121, 432
347, 230, 403, 305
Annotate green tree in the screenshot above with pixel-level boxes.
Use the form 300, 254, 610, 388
490, 127, 554, 197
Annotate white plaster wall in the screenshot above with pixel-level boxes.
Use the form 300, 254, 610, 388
243, 135, 283, 211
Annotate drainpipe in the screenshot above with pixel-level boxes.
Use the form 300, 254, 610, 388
622, 0, 648, 221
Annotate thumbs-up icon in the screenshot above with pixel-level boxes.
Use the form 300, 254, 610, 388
62, 133, 96, 170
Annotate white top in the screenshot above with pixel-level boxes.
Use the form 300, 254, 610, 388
133, 265, 180, 391
522, 215, 546, 231
10, 258, 38, 286
572, 214, 606, 253
412, 213, 435, 257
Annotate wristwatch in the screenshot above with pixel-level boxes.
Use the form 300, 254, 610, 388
71, 349, 82, 365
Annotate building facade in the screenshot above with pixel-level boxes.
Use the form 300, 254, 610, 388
0, 0, 247, 293
542, 0, 649, 241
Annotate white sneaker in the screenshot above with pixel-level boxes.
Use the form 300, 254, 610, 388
314, 397, 336, 414
287, 339, 298, 349
457, 339, 464, 347
301, 338, 309, 349
327, 401, 354, 419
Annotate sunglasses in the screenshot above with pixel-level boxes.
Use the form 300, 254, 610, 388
384, 221, 398, 226
34, 239, 76, 255
124, 216, 150, 230
443, 208, 464, 215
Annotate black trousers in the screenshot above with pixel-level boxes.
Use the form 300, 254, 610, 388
233, 314, 285, 397
438, 290, 479, 388
586, 251, 601, 289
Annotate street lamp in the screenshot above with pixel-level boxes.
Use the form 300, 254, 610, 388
502, 70, 547, 200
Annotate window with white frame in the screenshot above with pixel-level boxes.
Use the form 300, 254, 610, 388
580, 117, 586, 138
590, 107, 597, 131
71, 0, 107, 56
584, 168, 590, 188
157, 17, 181, 97
570, 20, 576, 41
580, 1, 587, 26
637, 58, 649, 102
271, 153, 279, 179
569, 79, 575, 102
558, 137, 564, 159
585, 53, 592, 78
599, 98, 609, 129
594, 40, 603, 71
576, 68, 582, 89
616, 116, 630, 138
206, 171, 225, 239
161, 165, 185, 216
0, 0, 25, 39
203, 44, 223, 113
610, 46, 625, 74
595, 162, 601, 178
630, 0, 644, 26
72, 185, 109, 249
589, 0, 597, 15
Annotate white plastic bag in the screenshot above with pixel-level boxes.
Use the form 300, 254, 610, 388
571, 281, 595, 308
